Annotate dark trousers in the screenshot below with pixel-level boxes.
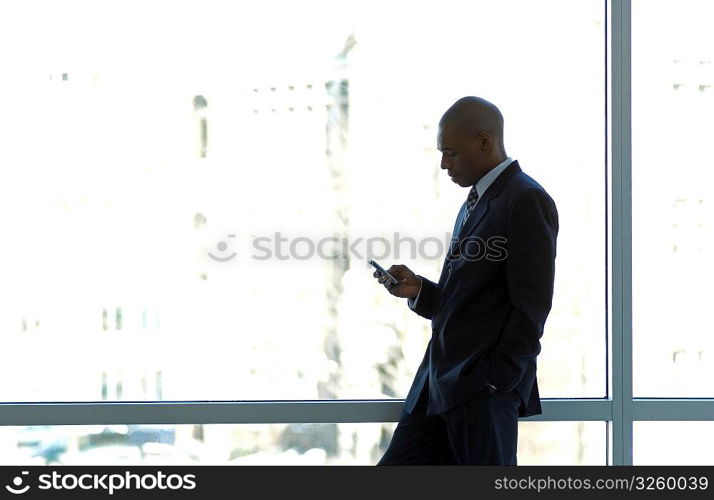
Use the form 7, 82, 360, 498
377, 387, 521, 465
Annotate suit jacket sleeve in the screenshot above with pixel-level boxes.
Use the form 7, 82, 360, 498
408, 275, 439, 320
488, 187, 559, 392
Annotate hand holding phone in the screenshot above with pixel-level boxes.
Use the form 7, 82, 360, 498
369, 259, 398, 285
369, 262, 422, 299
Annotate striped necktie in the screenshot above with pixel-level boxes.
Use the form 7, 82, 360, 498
461, 185, 479, 228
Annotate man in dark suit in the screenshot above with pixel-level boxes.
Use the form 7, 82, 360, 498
374, 96, 558, 465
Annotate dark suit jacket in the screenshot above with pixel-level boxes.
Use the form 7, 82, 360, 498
404, 161, 558, 417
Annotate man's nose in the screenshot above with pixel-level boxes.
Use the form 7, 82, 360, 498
440, 154, 451, 170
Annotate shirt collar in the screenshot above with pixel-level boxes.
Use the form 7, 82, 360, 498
473, 157, 514, 199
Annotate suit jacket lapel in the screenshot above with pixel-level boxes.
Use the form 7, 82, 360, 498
449, 201, 468, 255
447, 161, 522, 260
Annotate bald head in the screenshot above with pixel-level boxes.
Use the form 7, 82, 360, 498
437, 97, 508, 188
439, 96, 506, 157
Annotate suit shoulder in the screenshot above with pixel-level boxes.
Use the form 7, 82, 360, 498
507, 171, 557, 209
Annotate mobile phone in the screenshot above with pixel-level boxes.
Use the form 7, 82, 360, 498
369, 259, 398, 285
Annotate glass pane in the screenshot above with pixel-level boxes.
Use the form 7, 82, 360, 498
0, 423, 396, 465
635, 422, 714, 465
518, 422, 606, 465
0, 0, 605, 402
632, 0, 714, 396
0, 421, 604, 465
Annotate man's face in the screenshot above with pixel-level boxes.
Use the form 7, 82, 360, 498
437, 122, 490, 188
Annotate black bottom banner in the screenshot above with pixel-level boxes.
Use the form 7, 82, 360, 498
1, 466, 712, 498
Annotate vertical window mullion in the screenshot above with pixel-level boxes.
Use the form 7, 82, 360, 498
609, 0, 634, 466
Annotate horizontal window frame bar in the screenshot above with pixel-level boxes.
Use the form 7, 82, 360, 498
1, 400, 710, 426
0, 400, 403, 426
0, 398, 707, 426
633, 400, 714, 421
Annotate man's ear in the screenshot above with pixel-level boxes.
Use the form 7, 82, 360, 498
479, 131, 492, 151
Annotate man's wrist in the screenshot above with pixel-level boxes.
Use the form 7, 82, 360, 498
411, 276, 423, 299
407, 277, 423, 310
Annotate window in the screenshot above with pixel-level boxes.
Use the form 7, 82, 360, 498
0, 0, 604, 402
1, 0, 712, 466
0, 421, 605, 465
632, 0, 714, 397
